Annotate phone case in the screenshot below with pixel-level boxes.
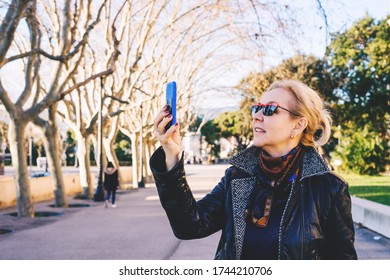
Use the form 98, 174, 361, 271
165, 81, 177, 132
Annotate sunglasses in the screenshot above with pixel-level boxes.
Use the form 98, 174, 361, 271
251, 103, 299, 117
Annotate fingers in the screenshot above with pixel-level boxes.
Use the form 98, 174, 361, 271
154, 105, 170, 133
159, 122, 180, 151
154, 105, 179, 138
153, 106, 167, 127
153, 106, 181, 158
157, 115, 173, 135
165, 121, 179, 136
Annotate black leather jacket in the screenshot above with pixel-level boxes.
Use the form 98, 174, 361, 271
150, 146, 357, 260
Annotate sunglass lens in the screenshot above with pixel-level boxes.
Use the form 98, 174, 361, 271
251, 104, 279, 116
263, 105, 277, 116
251, 105, 259, 116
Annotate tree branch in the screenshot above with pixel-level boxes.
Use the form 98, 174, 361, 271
64, 0, 108, 61
316, 0, 329, 44
0, 0, 29, 64
16, 1, 41, 107
4, 48, 65, 64
0, 79, 15, 116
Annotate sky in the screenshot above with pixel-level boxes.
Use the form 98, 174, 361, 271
297, 0, 390, 57
253, 0, 390, 74
196, 0, 390, 117
1, 0, 389, 122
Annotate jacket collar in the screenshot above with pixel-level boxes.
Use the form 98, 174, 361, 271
228, 146, 261, 176
228, 145, 330, 180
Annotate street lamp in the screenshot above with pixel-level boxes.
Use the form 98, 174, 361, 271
94, 77, 129, 201
138, 103, 145, 188
136, 96, 158, 188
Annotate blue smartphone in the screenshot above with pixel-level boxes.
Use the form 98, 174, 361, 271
165, 81, 177, 132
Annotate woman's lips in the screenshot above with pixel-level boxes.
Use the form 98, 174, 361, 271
254, 127, 265, 133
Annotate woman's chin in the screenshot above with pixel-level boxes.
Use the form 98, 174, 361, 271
252, 138, 265, 148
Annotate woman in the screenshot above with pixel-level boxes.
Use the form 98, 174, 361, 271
150, 79, 357, 260
104, 161, 119, 208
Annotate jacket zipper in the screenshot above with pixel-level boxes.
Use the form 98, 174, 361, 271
278, 180, 295, 260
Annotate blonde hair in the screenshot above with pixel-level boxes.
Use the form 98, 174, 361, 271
267, 80, 332, 147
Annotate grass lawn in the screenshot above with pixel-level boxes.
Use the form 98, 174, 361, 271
340, 173, 390, 207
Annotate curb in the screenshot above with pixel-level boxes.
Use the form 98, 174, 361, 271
351, 196, 390, 238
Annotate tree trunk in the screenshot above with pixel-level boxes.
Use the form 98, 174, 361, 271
76, 134, 93, 198
103, 136, 124, 188
103, 136, 116, 166
8, 119, 34, 217
43, 105, 68, 207
145, 137, 154, 183
142, 137, 148, 183
90, 136, 97, 165
130, 133, 138, 188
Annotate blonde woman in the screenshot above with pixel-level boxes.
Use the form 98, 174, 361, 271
150, 80, 357, 260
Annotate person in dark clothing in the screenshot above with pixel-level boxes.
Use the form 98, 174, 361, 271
104, 161, 119, 208
150, 79, 357, 260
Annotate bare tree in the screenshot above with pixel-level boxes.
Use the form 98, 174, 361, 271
0, 0, 326, 215
117, 1, 267, 185
53, 0, 161, 193
0, 0, 119, 216
92, 0, 172, 187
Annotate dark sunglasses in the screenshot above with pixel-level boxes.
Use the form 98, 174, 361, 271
251, 103, 299, 117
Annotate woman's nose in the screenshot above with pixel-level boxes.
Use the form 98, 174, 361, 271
253, 111, 264, 121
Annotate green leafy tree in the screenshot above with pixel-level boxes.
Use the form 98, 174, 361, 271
213, 111, 251, 152
201, 121, 221, 144
326, 15, 390, 135
333, 124, 389, 175
0, 120, 8, 152
239, 54, 334, 104
325, 15, 390, 174
188, 116, 203, 133
64, 130, 77, 166
114, 130, 132, 166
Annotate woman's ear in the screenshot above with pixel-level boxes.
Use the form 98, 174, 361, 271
293, 117, 308, 135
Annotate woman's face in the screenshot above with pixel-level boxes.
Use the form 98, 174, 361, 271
252, 88, 300, 157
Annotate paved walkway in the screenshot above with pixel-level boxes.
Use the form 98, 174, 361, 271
0, 164, 389, 259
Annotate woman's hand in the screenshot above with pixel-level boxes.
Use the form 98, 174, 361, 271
154, 105, 181, 170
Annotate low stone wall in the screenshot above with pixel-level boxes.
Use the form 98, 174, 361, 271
0, 167, 134, 209
0, 176, 16, 208
118, 167, 133, 188
351, 196, 390, 238
0, 175, 87, 209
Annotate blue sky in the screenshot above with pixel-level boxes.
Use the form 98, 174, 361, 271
333, 0, 389, 20
258, 0, 390, 68
197, 0, 390, 115
298, 0, 389, 57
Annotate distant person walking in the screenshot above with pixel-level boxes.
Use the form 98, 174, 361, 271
104, 161, 119, 208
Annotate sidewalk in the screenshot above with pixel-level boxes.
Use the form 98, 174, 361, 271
0, 164, 389, 259
0, 187, 220, 260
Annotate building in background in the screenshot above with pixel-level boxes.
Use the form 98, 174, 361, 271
182, 132, 239, 165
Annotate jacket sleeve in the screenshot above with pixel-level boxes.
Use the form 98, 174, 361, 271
150, 147, 228, 240
327, 177, 358, 259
